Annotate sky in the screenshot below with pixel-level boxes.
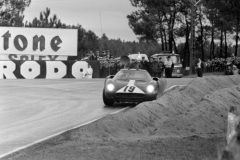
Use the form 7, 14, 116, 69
23, 0, 138, 42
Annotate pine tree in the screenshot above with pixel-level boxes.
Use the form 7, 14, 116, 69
0, 0, 31, 26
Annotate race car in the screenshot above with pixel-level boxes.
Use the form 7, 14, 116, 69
102, 69, 161, 106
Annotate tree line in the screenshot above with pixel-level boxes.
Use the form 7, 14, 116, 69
127, 0, 240, 66
0, 0, 239, 65
0, 0, 162, 60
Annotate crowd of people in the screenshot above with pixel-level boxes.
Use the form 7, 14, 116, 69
97, 53, 175, 78
127, 56, 168, 78
83, 50, 113, 61
203, 55, 240, 75
83, 50, 240, 78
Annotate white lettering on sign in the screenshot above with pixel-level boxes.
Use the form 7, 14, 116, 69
72, 61, 88, 79
0, 61, 93, 79
46, 61, 67, 79
9, 54, 58, 61
21, 61, 40, 79
0, 61, 16, 79
0, 54, 68, 61
0, 27, 77, 56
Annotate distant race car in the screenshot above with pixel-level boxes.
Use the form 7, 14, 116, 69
102, 69, 163, 106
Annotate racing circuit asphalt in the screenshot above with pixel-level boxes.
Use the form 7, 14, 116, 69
0, 78, 193, 157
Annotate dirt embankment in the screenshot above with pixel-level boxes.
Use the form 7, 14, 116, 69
4, 75, 240, 160
63, 75, 240, 141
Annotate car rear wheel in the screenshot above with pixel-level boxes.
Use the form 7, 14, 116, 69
102, 90, 114, 106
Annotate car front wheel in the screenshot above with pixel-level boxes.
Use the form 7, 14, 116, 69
102, 89, 114, 106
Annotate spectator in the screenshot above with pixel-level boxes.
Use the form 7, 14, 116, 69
130, 59, 142, 69
95, 50, 100, 60
150, 58, 159, 77
89, 51, 96, 60
196, 58, 204, 77
107, 50, 114, 60
148, 57, 154, 76
158, 57, 164, 78
164, 56, 173, 78
101, 50, 106, 57
141, 56, 149, 71
233, 65, 239, 75
225, 65, 234, 75
83, 64, 93, 79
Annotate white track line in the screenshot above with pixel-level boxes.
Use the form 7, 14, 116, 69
0, 108, 128, 159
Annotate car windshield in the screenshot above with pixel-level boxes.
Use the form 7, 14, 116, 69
128, 54, 149, 62
156, 55, 181, 64
115, 70, 151, 82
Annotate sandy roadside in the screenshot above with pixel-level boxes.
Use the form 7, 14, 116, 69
3, 75, 240, 160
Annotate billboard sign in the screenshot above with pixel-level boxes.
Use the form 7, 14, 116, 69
0, 60, 100, 79
0, 27, 77, 56
0, 54, 68, 61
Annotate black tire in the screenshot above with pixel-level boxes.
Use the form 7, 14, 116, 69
102, 89, 114, 106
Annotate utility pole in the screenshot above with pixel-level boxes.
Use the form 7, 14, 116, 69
99, 10, 103, 36
189, 0, 205, 75
99, 10, 103, 53
190, 4, 195, 75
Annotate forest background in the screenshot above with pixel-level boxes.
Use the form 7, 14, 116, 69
0, 0, 240, 67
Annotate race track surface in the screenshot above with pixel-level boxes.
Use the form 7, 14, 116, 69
0, 78, 193, 156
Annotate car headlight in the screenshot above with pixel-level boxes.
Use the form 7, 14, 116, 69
106, 83, 115, 91
147, 85, 154, 93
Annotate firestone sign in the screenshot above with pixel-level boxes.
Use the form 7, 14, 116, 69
0, 61, 93, 79
0, 27, 77, 56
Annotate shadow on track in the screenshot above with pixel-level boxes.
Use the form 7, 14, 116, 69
104, 102, 139, 109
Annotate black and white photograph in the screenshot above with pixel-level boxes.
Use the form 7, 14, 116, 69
0, 0, 240, 159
